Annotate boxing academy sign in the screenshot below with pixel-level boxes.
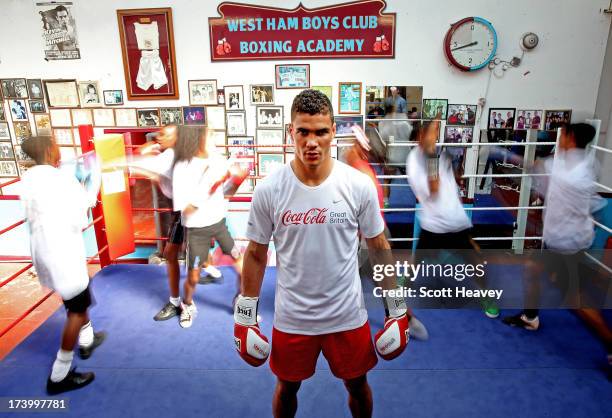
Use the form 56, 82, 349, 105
208, 0, 396, 61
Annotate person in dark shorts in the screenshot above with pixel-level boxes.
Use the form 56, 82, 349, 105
20, 136, 106, 395
171, 125, 245, 328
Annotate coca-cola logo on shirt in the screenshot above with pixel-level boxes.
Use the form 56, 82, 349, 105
281, 208, 328, 226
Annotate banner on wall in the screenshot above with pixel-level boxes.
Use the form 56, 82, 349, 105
37, 2, 81, 60
208, 0, 395, 61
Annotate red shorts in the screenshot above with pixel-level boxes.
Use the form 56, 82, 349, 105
270, 321, 378, 382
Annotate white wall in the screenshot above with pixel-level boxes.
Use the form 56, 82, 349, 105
594, 24, 612, 191
1, 0, 610, 130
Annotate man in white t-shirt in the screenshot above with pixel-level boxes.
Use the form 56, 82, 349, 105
406, 117, 499, 318
234, 90, 410, 417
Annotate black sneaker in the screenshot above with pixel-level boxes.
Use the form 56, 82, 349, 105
502, 313, 540, 331
78, 331, 106, 360
154, 302, 180, 321
198, 274, 224, 285
47, 369, 95, 395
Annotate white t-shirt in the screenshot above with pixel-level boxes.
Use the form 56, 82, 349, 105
172, 155, 229, 228
246, 160, 385, 335
542, 149, 598, 252
20, 166, 92, 300
407, 147, 472, 233
134, 22, 159, 50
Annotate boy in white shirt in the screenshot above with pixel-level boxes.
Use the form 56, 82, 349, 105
171, 125, 244, 328
20, 136, 105, 394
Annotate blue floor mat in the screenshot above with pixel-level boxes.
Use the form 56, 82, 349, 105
1, 265, 609, 418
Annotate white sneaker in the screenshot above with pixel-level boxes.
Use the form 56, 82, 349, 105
179, 302, 197, 328
204, 265, 222, 279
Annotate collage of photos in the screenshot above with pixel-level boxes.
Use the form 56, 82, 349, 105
0, 73, 576, 184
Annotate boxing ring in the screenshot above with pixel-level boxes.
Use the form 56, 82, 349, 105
0, 122, 611, 417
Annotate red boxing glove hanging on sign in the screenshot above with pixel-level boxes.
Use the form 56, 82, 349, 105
222, 37, 232, 54
381, 35, 389, 51
216, 39, 225, 56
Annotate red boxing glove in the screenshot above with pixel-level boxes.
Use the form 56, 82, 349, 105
373, 36, 382, 53
223, 38, 232, 54
374, 314, 409, 360
381, 35, 390, 51
216, 40, 225, 56
234, 295, 270, 367
374, 292, 409, 360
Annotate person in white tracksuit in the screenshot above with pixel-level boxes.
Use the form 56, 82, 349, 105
19, 136, 106, 395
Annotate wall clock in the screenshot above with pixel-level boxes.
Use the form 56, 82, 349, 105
444, 17, 497, 71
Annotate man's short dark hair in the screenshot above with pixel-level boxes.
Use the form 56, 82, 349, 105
21, 136, 53, 165
565, 123, 596, 149
290, 89, 334, 123
54, 5, 68, 15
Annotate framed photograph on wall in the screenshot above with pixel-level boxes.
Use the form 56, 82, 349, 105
0, 142, 15, 160
103, 90, 124, 106
13, 122, 32, 141
117, 7, 179, 100
208, 130, 227, 153
275, 64, 309, 89
335, 115, 364, 137
0, 104, 6, 122
9, 100, 28, 121
77, 81, 102, 107
206, 106, 226, 130
284, 123, 294, 152
43, 79, 80, 108
34, 114, 52, 136
488, 108, 516, 129
160, 107, 182, 125
515, 109, 543, 130
217, 88, 225, 105
228, 136, 255, 158
71, 108, 93, 126
188, 80, 217, 105
226, 111, 246, 136
256, 106, 283, 129
182, 106, 205, 125
1, 79, 28, 99
447, 104, 476, 126
137, 108, 160, 127
27, 79, 44, 99
224, 85, 245, 111
250, 84, 274, 105
49, 109, 72, 128
29, 100, 46, 114
0, 122, 10, 140
338, 82, 362, 114
0, 161, 18, 177
422, 99, 448, 120
312, 86, 332, 102
114, 108, 138, 127
93, 108, 116, 127
544, 109, 571, 131
256, 129, 284, 152
257, 153, 285, 177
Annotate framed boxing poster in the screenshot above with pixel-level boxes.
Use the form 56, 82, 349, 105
117, 8, 179, 101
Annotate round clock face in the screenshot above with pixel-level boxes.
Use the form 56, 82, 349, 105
444, 17, 497, 71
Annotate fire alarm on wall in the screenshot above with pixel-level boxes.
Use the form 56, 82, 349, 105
520, 32, 539, 50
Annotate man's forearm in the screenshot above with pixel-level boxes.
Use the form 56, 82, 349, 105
242, 243, 268, 296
